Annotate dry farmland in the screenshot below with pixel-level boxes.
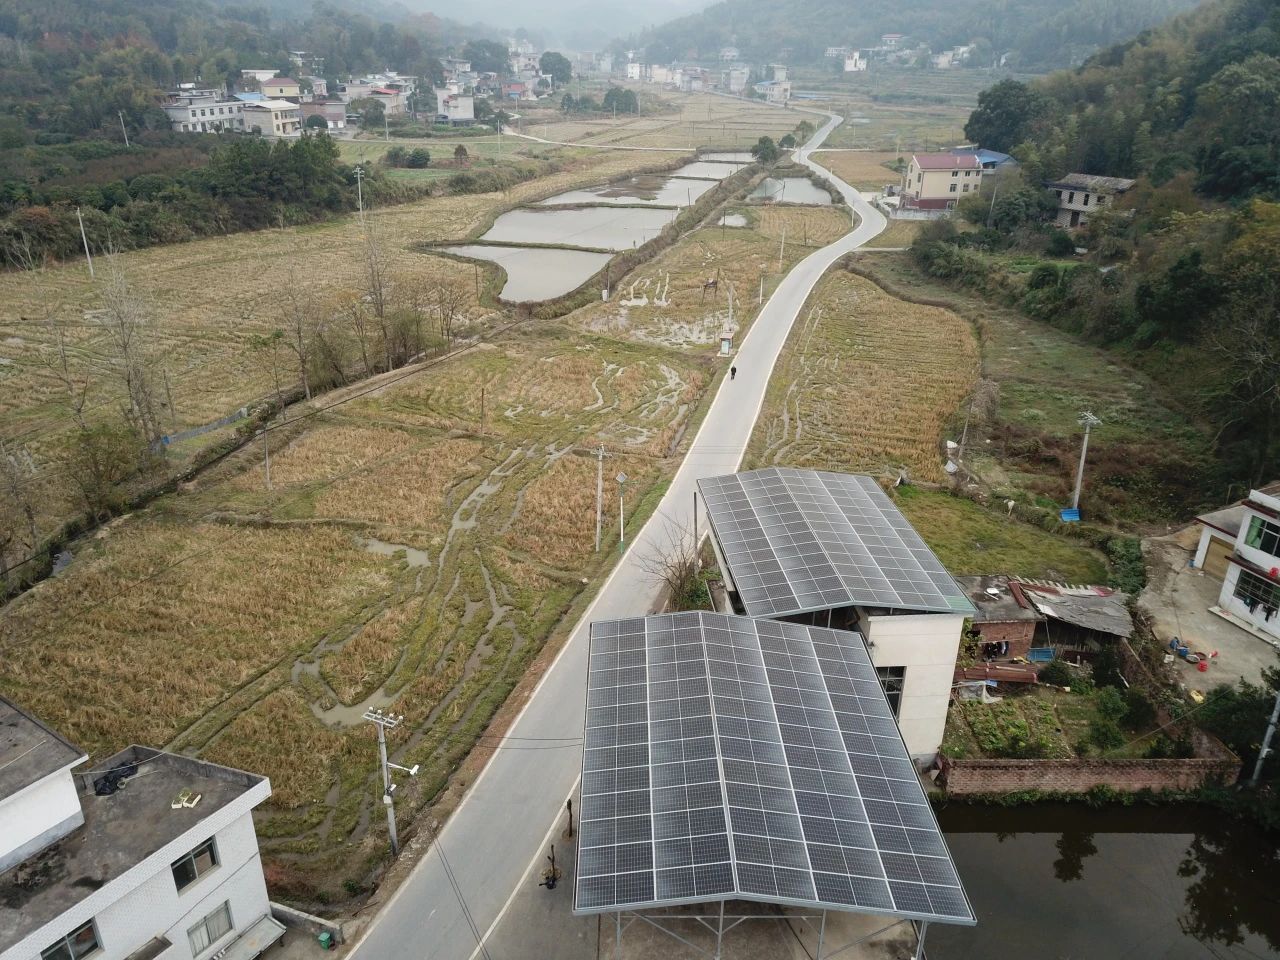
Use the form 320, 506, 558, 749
525, 90, 801, 149
0, 322, 712, 898
747, 267, 978, 482
571, 204, 852, 350
811, 150, 902, 191
0, 147, 682, 544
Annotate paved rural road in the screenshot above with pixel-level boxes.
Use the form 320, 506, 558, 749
347, 111, 887, 960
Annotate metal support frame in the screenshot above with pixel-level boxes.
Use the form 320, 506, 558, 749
605, 905, 923, 960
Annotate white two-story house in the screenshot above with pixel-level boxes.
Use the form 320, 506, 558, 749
1, 697, 283, 960
1195, 488, 1280, 642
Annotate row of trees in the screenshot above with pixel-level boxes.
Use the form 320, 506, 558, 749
561, 87, 639, 115
0, 133, 394, 265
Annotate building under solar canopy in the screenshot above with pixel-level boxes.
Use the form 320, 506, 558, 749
574, 611, 974, 957
695, 469, 974, 761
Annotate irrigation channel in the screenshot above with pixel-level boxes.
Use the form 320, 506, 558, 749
440, 155, 771, 302
931, 803, 1280, 959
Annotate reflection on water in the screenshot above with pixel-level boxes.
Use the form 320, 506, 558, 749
670, 161, 747, 180
481, 206, 677, 251
441, 245, 610, 302
933, 804, 1280, 959
749, 177, 833, 205
538, 175, 716, 208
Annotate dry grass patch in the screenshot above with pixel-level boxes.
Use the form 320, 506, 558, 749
231, 424, 418, 489
0, 521, 389, 756
321, 597, 423, 705
863, 220, 927, 248
748, 269, 978, 482
313, 437, 485, 531
813, 151, 902, 191
755, 206, 852, 247
204, 685, 360, 809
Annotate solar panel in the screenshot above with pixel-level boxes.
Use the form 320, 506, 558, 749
697, 469, 976, 618
574, 611, 975, 925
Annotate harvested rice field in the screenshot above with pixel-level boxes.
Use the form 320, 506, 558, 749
0, 320, 716, 900
570, 204, 853, 350
811, 150, 902, 192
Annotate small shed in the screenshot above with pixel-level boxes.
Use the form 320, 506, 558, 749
956, 575, 1043, 660
1016, 580, 1133, 656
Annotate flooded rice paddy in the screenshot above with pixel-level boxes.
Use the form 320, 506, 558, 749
440, 245, 612, 302
749, 177, 833, 205
538, 174, 717, 208
479, 206, 677, 251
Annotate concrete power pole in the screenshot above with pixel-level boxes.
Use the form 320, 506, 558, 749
616, 472, 627, 546
75, 207, 94, 278
118, 111, 130, 148
1251, 689, 1280, 786
363, 709, 419, 855
595, 445, 604, 552
1070, 411, 1101, 512
354, 166, 365, 220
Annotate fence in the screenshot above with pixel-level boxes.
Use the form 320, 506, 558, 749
159, 406, 249, 448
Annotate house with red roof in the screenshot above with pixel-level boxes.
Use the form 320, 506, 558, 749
902, 151, 983, 210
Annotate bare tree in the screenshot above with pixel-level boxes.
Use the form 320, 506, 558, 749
279, 291, 317, 400
433, 279, 469, 347
345, 300, 376, 377
248, 329, 288, 413
0, 440, 39, 580
636, 517, 709, 612
100, 258, 163, 447
361, 221, 393, 371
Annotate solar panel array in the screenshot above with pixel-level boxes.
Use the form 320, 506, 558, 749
697, 468, 976, 618
574, 611, 974, 925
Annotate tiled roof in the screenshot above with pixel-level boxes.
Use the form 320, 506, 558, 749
913, 153, 981, 171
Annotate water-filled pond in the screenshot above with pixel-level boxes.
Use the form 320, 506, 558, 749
749, 177, 833, 205
700, 151, 754, 162
932, 803, 1280, 959
538, 174, 716, 208
480, 206, 677, 251
670, 161, 748, 180
441, 245, 611, 302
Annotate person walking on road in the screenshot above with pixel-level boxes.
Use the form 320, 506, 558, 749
730, 365, 737, 381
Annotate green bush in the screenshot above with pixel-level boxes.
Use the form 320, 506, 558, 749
1095, 685, 1127, 722
1123, 688, 1157, 730
1092, 647, 1126, 689
1037, 659, 1073, 687
1089, 716, 1125, 751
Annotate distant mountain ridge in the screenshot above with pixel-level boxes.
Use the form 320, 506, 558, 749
628, 0, 1206, 71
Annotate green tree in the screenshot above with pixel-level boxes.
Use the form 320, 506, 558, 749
462, 39, 510, 76
305, 114, 328, 130
539, 51, 573, 86
750, 136, 779, 164
406, 148, 430, 168
453, 144, 468, 162
964, 79, 1051, 153
779, 133, 796, 148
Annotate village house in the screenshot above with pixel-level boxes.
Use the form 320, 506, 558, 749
240, 99, 302, 136
957, 575, 1044, 661
163, 88, 246, 133
697, 468, 976, 762
0, 696, 282, 960
753, 79, 791, 103
240, 68, 277, 84
260, 77, 301, 100
1047, 172, 1136, 228
303, 76, 327, 98
902, 151, 983, 210
1194, 487, 1280, 643
844, 50, 869, 72
723, 66, 750, 94
436, 88, 475, 125
625, 61, 643, 81
300, 99, 346, 130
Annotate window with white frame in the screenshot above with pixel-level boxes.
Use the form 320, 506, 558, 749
949, 183, 957, 193
41, 920, 100, 960
876, 666, 906, 716
1244, 515, 1280, 557
1233, 570, 1280, 615
188, 902, 234, 955
172, 837, 218, 891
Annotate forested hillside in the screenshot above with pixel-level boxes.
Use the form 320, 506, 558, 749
631, 0, 1202, 71
913, 0, 1280, 489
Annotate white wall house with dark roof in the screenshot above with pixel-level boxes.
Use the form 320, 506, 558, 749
1047, 172, 1136, 228
1, 699, 281, 960
1206, 489, 1280, 642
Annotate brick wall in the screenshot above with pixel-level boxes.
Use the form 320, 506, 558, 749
939, 755, 1241, 795
971, 620, 1035, 659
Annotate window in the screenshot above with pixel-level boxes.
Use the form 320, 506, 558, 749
964, 170, 971, 177
1083, 193, 1090, 206
1233, 570, 1280, 613
1245, 515, 1280, 556
962, 184, 970, 192
41, 920, 100, 960
949, 183, 957, 193
876, 667, 906, 716
188, 902, 233, 956
951, 170, 958, 177
1068, 191, 1076, 203
172, 838, 218, 891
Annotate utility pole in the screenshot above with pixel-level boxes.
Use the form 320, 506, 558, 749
261, 425, 272, 489
777, 224, 786, 271
354, 165, 365, 221
75, 207, 94, 278
758, 274, 763, 305
986, 177, 1001, 229
118, 111, 130, 148
616, 472, 627, 546
363, 709, 419, 856
595, 445, 604, 552
1251, 689, 1280, 786
384, 111, 390, 142
1071, 411, 1101, 512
